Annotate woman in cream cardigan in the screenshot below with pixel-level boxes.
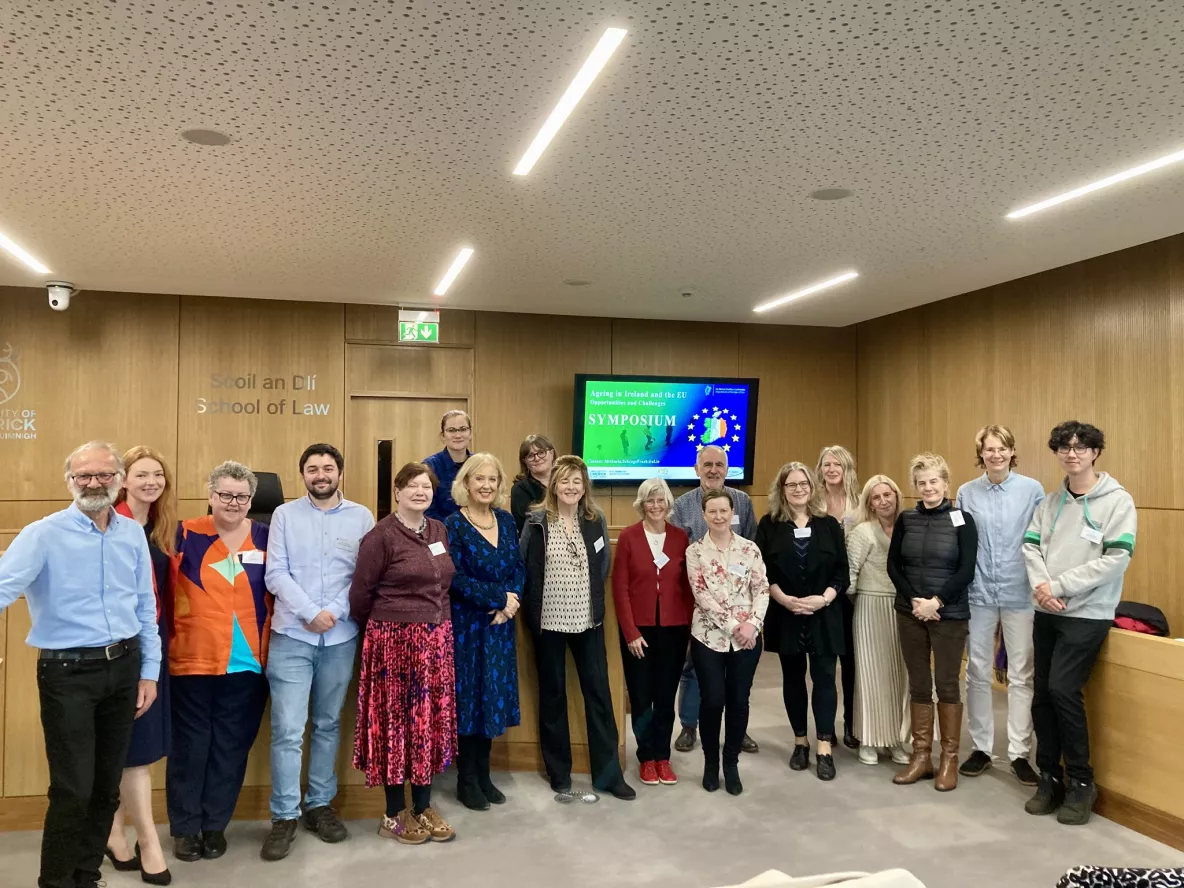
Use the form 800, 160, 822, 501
846, 474, 910, 766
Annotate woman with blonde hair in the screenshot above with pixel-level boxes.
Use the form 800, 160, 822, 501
107, 445, 176, 884
847, 474, 910, 768
888, 453, 978, 792
520, 455, 634, 801
612, 477, 693, 788
445, 453, 523, 811
757, 462, 848, 781
816, 444, 861, 750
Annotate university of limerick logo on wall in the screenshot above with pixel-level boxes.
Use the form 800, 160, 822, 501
0, 343, 20, 406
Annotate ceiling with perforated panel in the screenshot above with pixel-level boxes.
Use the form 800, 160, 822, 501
1, 0, 1182, 325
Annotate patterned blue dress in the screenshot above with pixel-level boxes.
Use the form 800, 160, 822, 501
445, 508, 523, 739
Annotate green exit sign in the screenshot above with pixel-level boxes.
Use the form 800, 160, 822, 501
399, 321, 439, 343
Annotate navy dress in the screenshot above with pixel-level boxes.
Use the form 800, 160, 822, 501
424, 448, 470, 522
444, 509, 523, 739
125, 518, 172, 766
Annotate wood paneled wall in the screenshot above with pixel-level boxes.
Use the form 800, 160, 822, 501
855, 231, 1184, 633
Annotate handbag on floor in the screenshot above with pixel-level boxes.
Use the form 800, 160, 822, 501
717, 869, 926, 888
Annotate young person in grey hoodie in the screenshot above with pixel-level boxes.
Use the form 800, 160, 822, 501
1022, 421, 1136, 826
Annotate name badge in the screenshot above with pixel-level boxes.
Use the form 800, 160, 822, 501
653, 551, 670, 569
594, 536, 605, 553
1080, 526, 1103, 544
727, 561, 747, 578
239, 550, 265, 565
730, 515, 740, 526
950, 510, 966, 527
334, 538, 359, 552
793, 527, 812, 539
428, 541, 447, 556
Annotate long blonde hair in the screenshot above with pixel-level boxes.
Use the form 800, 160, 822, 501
857, 474, 903, 525
539, 455, 602, 523
116, 445, 177, 555
767, 461, 825, 522
816, 445, 859, 517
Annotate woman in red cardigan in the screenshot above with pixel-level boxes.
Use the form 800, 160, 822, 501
612, 477, 694, 788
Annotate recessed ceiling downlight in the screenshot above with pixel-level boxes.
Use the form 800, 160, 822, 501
563, 279, 592, 287
182, 129, 232, 146
810, 188, 853, 201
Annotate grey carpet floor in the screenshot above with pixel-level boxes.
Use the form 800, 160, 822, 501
4, 659, 1181, 887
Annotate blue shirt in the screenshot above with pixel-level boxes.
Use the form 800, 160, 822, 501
265, 493, 375, 647
956, 471, 1045, 609
0, 504, 162, 680
424, 448, 470, 522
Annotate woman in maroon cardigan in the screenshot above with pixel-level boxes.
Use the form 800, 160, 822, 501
349, 462, 457, 846
612, 477, 694, 788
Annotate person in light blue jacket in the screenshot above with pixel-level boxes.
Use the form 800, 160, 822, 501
954, 425, 1044, 786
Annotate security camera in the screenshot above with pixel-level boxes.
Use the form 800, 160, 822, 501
46, 281, 77, 311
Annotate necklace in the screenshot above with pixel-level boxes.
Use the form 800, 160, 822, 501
396, 512, 427, 535
463, 507, 496, 531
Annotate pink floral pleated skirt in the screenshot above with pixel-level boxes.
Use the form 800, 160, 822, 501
353, 620, 457, 786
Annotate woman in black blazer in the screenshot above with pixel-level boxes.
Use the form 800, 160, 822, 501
757, 461, 849, 782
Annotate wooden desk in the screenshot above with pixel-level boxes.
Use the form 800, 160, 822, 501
1088, 629, 1184, 850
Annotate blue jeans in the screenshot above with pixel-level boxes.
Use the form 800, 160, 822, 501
678, 648, 700, 728
266, 631, 358, 821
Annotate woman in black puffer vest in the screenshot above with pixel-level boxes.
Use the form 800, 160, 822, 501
887, 452, 977, 792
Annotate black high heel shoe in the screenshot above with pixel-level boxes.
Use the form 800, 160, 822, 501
105, 845, 141, 872
136, 842, 173, 886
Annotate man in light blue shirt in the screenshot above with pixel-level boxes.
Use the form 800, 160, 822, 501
0, 441, 161, 888
954, 425, 1044, 785
261, 444, 374, 861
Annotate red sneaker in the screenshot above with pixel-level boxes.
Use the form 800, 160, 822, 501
639, 761, 660, 785
656, 760, 678, 785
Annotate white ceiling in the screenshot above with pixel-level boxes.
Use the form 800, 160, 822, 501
1, 0, 1182, 326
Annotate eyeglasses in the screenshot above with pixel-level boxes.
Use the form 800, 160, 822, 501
525, 449, 551, 462
981, 447, 1011, 456
214, 491, 252, 505
784, 481, 811, 492
1056, 446, 1092, 456
444, 426, 471, 435
72, 472, 117, 485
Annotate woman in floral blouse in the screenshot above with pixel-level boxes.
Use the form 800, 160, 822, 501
686, 488, 770, 796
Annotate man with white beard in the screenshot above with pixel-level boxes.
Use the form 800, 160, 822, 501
0, 441, 161, 888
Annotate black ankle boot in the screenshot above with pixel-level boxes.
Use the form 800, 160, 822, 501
456, 735, 489, 811
723, 761, 743, 796
702, 752, 720, 792
475, 736, 505, 805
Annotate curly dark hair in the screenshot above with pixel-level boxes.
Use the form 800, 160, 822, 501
1048, 421, 1105, 454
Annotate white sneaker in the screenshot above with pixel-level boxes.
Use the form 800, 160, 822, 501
890, 744, 911, 765
858, 745, 879, 765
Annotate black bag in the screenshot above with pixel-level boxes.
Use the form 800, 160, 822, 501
1113, 601, 1170, 637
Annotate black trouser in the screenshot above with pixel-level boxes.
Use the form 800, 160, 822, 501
167, 672, 269, 836
620, 624, 691, 763
1032, 611, 1112, 783
37, 650, 139, 888
839, 593, 856, 733
897, 612, 968, 704
690, 636, 763, 765
533, 624, 623, 791
779, 651, 838, 741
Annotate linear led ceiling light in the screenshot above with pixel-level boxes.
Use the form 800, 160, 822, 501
1007, 146, 1184, 219
0, 231, 51, 274
753, 271, 859, 314
512, 27, 628, 176
432, 247, 475, 296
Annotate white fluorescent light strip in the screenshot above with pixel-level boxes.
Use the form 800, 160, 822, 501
1007, 146, 1184, 219
0, 231, 51, 274
512, 27, 627, 176
433, 247, 475, 296
753, 271, 859, 314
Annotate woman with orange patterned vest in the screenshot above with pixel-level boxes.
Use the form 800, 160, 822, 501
167, 461, 272, 864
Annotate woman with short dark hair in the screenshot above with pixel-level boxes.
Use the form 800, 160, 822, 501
510, 434, 555, 532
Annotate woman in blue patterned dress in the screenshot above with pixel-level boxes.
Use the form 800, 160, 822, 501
444, 452, 524, 811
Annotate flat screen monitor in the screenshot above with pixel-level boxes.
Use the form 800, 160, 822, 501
572, 374, 759, 485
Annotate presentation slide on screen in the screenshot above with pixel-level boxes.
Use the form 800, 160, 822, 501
576, 377, 756, 482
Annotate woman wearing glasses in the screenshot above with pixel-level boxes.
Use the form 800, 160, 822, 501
757, 462, 848, 782
167, 461, 272, 863
425, 409, 473, 522
510, 434, 555, 533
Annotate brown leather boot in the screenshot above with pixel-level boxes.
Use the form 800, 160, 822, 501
934, 701, 964, 792
893, 703, 935, 785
